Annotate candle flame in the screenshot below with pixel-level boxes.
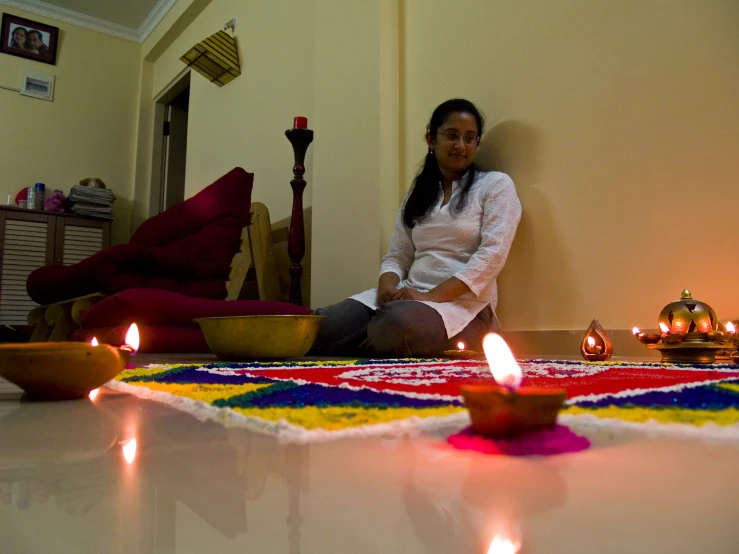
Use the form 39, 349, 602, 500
124, 323, 140, 353
482, 333, 522, 390
122, 439, 137, 464
587, 335, 596, 348
91, 337, 99, 346
632, 327, 641, 335
659, 322, 670, 334
88, 388, 99, 400
457, 341, 465, 350
487, 535, 520, 554
726, 322, 736, 334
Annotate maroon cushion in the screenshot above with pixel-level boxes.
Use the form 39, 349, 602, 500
80, 288, 312, 328
71, 325, 210, 353
26, 168, 253, 305
131, 167, 253, 247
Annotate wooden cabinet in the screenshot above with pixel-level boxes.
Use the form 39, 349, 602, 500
0, 206, 111, 327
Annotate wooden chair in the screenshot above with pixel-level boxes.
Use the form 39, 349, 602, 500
28, 202, 285, 341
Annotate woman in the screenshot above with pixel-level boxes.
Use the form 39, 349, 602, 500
9, 27, 27, 50
311, 98, 522, 357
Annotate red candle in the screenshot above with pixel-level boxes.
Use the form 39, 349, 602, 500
293, 116, 308, 129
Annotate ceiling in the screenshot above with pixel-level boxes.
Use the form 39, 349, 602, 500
0, 0, 177, 42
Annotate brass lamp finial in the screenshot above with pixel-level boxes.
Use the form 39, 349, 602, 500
681, 289, 692, 299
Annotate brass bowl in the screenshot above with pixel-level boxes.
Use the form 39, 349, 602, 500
194, 315, 325, 360
0, 342, 131, 401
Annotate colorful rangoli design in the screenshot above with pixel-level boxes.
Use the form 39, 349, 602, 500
109, 359, 739, 443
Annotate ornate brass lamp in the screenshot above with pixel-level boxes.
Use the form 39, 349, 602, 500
635, 289, 734, 364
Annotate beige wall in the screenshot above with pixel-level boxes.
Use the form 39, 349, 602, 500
403, 0, 739, 330
135, 0, 318, 303
0, 6, 141, 245
136, 0, 398, 308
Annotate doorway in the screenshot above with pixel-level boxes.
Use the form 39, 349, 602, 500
150, 71, 190, 216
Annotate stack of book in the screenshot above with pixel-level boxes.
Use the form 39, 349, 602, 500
68, 186, 115, 219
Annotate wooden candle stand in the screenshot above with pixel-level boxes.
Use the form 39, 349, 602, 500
284, 126, 314, 306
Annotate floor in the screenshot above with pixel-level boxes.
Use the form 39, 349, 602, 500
1, 355, 739, 553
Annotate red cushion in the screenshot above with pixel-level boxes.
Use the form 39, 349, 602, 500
80, 288, 312, 328
131, 167, 253, 247
26, 167, 253, 305
71, 325, 210, 353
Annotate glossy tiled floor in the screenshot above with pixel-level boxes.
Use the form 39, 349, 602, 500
1, 369, 739, 553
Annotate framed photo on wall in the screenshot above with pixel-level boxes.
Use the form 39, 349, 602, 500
1, 13, 59, 65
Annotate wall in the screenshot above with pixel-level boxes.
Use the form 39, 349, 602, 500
135, 0, 317, 303
0, 6, 141, 245
402, 0, 739, 330
136, 0, 399, 308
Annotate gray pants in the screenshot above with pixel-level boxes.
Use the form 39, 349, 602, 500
309, 299, 498, 358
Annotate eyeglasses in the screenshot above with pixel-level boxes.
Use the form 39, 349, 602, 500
437, 132, 479, 145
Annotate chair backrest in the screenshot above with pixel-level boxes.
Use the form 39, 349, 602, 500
225, 202, 283, 302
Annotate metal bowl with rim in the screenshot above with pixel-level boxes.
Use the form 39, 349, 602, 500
194, 315, 325, 360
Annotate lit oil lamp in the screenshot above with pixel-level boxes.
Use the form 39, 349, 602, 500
632, 326, 661, 344
0, 323, 140, 401
460, 334, 567, 438
659, 322, 683, 344
725, 321, 739, 364
705, 321, 736, 344
444, 341, 480, 359
580, 319, 613, 362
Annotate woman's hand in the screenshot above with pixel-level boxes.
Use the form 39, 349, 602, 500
377, 273, 400, 307
390, 287, 435, 303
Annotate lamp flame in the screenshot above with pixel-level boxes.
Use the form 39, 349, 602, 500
587, 335, 596, 348
88, 388, 99, 400
659, 322, 670, 334
482, 333, 522, 390
122, 439, 137, 464
457, 341, 465, 350
726, 322, 736, 334
124, 323, 140, 353
91, 337, 99, 346
487, 535, 520, 554
632, 327, 641, 336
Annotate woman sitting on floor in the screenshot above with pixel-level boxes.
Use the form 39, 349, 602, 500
311, 98, 522, 358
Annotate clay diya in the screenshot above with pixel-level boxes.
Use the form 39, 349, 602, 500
0, 324, 139, 401
632, 327, 661, 344
460, 334, 566, 438
444, 341, 480, 359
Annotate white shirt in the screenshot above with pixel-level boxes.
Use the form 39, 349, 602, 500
351, 170, 522, 338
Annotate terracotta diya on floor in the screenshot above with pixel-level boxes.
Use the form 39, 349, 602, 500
0, 324, 140, 401
444, 341, 480, 359
459, 334, 567, 438
633, 289, 735, 364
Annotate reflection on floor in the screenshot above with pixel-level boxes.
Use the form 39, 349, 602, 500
1, 357, 739, 553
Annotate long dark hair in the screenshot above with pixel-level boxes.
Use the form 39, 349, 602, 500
402, 99, 484, 228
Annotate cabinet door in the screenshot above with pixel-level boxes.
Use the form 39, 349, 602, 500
0, 212, 53, 325
55, 217, 106, 266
